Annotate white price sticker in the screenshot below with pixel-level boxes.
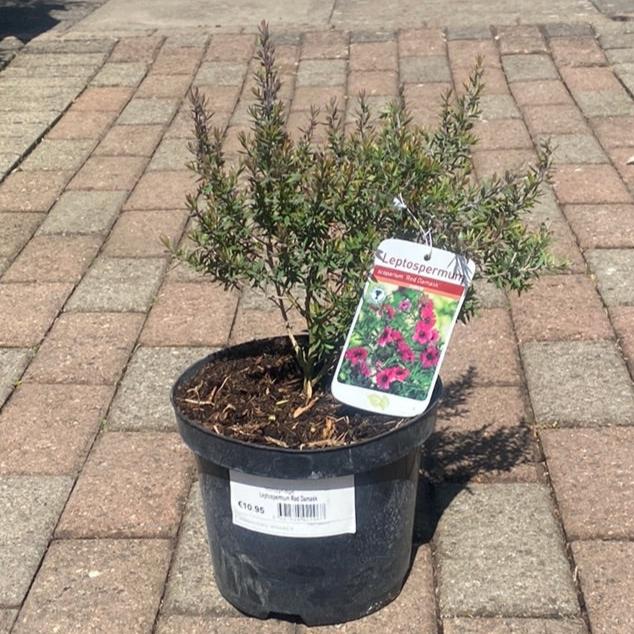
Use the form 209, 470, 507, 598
229, 471, 356, 538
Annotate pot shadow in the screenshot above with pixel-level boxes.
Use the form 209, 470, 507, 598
0, 1, 65, 42
411, 365, 535, 545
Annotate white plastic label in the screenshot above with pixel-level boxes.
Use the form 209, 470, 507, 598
229, 471, 356, 538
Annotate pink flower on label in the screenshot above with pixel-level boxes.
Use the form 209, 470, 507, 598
378, 327, 403, 347
429, 328, 439, 344
412, 321, 433, 345
419, 309, 436, 328
397, 340, 415, 363
398, 298, 411, 312
420, 345, 440, 369
389, 366, 410, 382
376, 369, 395, 390
359, 361, 371, 377
383, 305, 396, 320
345, 347, 368, 366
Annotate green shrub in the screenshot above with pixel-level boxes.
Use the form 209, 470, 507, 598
175, 22, 553, 399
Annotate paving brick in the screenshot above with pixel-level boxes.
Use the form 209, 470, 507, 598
447, 25, 492, 41
521, 340, 634, 426
443, 618, 587, 633
608, 147, 634, 189
70, 156, 146, 192
611, 305, 634, 373
0, 475, 72, 606
47, 110, 115, 139
511, 275, 611, 342
91, 62, 148, 87
72, 86, 133, 112
118, 97, 179, 126
400, 55, 451, 83
0, 610, 17, 633
194, 84, 242, 112
24, 312, 143, 385
206, 33, 255, 62
574, 90, 634, 117
454, 65, 510, 95
443, 309, 522, 385
125, 171, 195, 210
110, 36, 163, 62
572, 541, 634, 634
292, 85, 347, 111
502, 55, 558, 82
541, 428, 634, 540
399, 28, 445, 56
162, 482, 237, 615
472, 149, 536, 178
21, 139, 95, 171
136, 73, 192, 98
599, 31, 634, 49
66, 257, 166, 312
301, 31, 348, 59
564, 204, 634, 248
148, 138, 192, 171
195, 61, 247, 86
523, 105, 587, 136
553, 165, 632, 204
544, 134, 607, 164
348, 70, 398, 96
56, 432, 192, 538
560, 66, 621, 92
511, 80, 573, 106
473, 119, 532, 149
0, 170, 70, 212
141, 282, 238, 346
427, 386, 537, 483
109, 346, 212, 431
587, 248, 634, 305
296, 59, 347, 86
103, 209, 187, 257
478, 94, 521, 119
0, 348, 30, 408
403, 82, 451, 110
435, 483, 579, 617
157, 616, 296, 634
95, 123, 164, 156
550, 38, 607, 68
497, 26, 547, 55
0, 282, 72, 347
0, 383, 112, 475
39, 190, 127, 235
543, 23, 594, 38
3, 235, 100, 283
12, 539, 171, 634
349, 40, 397, 71
0, 212, 43, 257
448, 39, 501, 68
153, 49, 202, 75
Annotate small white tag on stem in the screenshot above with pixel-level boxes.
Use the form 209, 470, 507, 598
331, 238, 475, 417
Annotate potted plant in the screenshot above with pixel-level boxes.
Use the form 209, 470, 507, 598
170, 22, 552, 626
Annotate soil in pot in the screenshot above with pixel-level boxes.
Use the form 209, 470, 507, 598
173, 340, 406, 449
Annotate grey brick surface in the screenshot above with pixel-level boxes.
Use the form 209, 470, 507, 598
39, 190, 127, 235
196, 62, 248, 86
435, 483, 579, 618
109, 346, 213, 431
66, 257, 166, 312
574, 90, 634, 117
21, 139, 95, 172
587, 249, 634, 305
478, 94, 521, 119
0, 476, 72, 605
545, 134, 608, 164
296, 59, 347, 86
148, 138, 192, 171
400, 55, 451, 83
0, 610, 17, 634
162, 482, 238, 615
156, 616, 296, 633
542, 23, 594, 38
502, 55, 559, 82
0, 213, 43, 258
443, 618, 588, 633
0, 348, 31, 408
92, 62, 148, 87
522, 340, 634, 426
118, 97, 179, 125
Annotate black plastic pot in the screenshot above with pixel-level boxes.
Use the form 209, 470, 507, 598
171, 337, 442, 626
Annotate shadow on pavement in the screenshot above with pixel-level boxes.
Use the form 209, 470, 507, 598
0, 0, 64, 42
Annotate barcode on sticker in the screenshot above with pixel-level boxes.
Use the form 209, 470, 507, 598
277, 502, 327, 521
229, 470, 356, 538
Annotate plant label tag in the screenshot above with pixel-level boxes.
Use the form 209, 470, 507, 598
332, 238, 475, 417
229, 471, 356, 538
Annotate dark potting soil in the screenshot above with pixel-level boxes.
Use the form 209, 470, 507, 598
174, 349, 405, 449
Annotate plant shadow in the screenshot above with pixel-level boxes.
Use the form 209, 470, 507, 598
0, 0, 65, 42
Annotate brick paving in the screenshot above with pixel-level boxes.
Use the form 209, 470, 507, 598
1, 10, 634, 634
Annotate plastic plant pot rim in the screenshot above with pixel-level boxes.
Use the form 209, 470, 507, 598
171, 335, 442, 479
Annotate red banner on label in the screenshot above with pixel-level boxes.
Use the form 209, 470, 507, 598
373, 265, 465, 298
